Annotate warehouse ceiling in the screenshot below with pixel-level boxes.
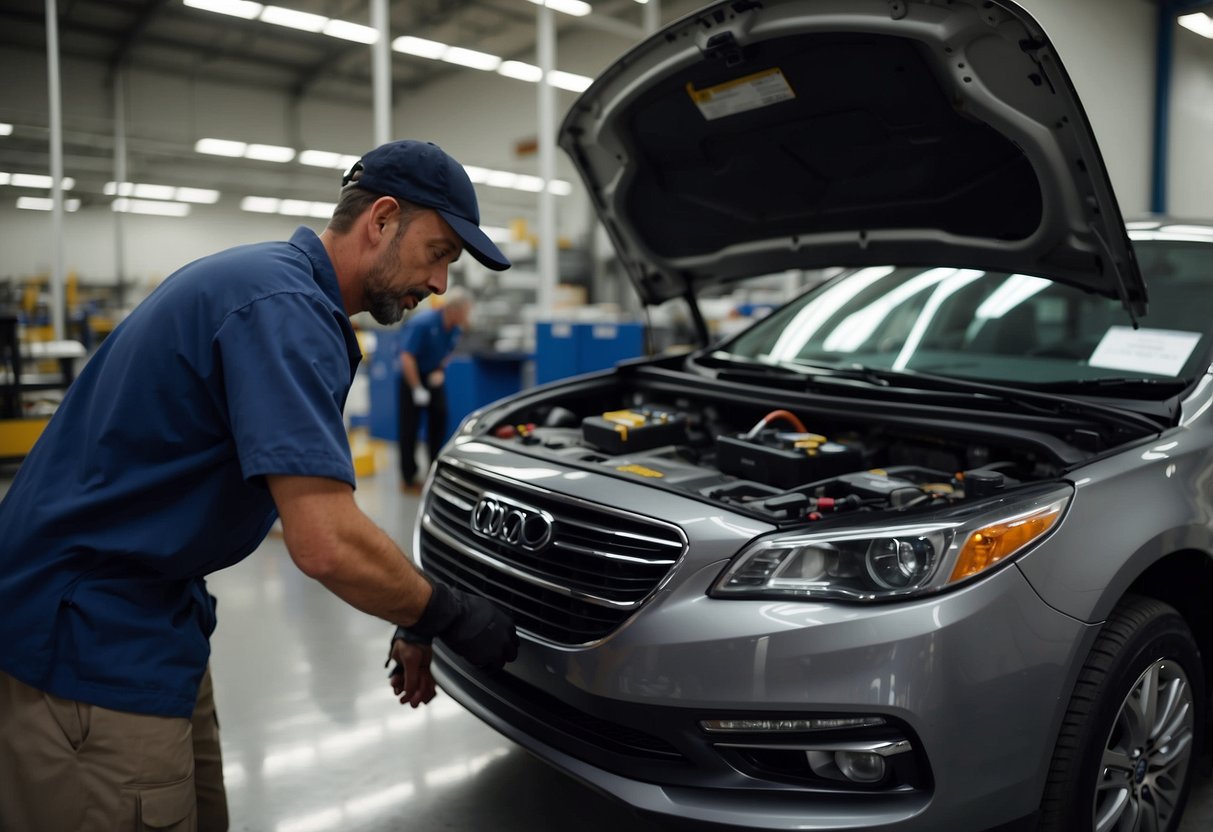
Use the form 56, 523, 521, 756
0, 0, 659, 101
0, 0, 675, 207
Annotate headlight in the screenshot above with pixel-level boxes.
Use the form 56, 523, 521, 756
711, 485, 1071, 601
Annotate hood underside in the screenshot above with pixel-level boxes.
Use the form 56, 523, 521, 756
559, 0, 1145, 318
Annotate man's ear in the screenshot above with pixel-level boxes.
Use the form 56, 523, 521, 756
366, 196, 400, 245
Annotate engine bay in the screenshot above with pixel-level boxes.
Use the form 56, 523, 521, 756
477, 383, 1069, 526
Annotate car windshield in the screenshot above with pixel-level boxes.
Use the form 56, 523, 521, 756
715, 235, 1213, 389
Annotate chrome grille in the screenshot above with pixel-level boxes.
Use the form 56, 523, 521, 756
420, 461, 687, 645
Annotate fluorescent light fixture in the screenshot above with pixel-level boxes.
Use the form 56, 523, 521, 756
133, 183, 177, 200
456, 165, 572, 196
175, 186, 221, 204
275, 199, 334, 218
17, 196, 80, 212
105, 182, 220, 203
245, 143, 296, 163
525, 0, 592, 17
278, 199, 313, 216
259, 5, 326, 31
392, 36, 448, 59
1178, 12, 1213, 38
198, 138, 294, 163
547, 70, 593, 92
323, 19, 377, 43
485, 171, 518, 189
196, 137, 247, 157
0, 173, 8, 185
0, 123, 12, 136
299, 149, 361, 170
9, 173, 75, 190
513, 174, 545, 192
183, 0, 263, 19
112, 198, 191, 217
498, 61, 543, 82
299, 150, 343, 168
241, 196, 281, 213
10, 173, 52, 188
442, 46, 501, 71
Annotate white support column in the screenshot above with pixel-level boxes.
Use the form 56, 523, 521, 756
537, 3, 558, 319
371, 0, 391, 146
643, 0, 661, 35
113, 70, 128, 306
46, 0, 66, 340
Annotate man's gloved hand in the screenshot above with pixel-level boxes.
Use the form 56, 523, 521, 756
393, 582, 519, 670
412, 386, 431, 407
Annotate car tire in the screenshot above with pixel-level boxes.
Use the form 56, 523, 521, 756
1038, 594, 1204, 832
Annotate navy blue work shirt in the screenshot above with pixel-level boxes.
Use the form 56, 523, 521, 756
0, 227, 361, 718
398, 307, 461, 378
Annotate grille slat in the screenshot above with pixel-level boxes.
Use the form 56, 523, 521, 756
421, 461, 687, 645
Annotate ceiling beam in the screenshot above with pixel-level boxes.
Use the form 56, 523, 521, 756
107, 0, 171, 76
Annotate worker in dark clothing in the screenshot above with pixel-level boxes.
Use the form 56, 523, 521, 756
0, 139, 518, 832
397, 285, 472, 492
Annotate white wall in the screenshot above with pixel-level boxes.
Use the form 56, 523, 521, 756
0, 0, 1200, 289
1169, 24, 1213, 218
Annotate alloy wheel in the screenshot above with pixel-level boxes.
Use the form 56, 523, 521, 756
1093, 659, 1195, 832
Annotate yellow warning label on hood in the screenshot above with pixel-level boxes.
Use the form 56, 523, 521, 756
686, 67, 795, 121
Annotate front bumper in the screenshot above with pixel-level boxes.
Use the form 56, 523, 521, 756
433, 558, 1094, 832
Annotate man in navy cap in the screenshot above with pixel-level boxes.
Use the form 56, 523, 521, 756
0, 139, 518, 832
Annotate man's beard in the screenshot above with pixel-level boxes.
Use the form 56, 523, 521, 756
363, 238, 429, 325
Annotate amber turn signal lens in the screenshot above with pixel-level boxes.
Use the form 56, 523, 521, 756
948, 503, 1064, 583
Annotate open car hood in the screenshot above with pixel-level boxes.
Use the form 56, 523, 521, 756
558, 0, 1146, 321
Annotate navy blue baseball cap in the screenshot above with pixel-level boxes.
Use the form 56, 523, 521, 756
342, 140, 510, 271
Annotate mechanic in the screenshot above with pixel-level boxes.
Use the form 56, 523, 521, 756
0, 139, 519, 832
396, 285, 472, 492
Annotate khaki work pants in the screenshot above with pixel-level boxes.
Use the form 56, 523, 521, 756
0, 667, 229, 831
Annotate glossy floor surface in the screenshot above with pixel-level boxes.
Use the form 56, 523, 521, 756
4, 445, 1213, 831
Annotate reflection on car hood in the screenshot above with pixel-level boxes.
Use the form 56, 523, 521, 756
559, 0, 1146, 317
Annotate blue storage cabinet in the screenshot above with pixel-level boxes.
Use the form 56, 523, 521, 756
368, 341, 400, 442
535, 321, 645, 383
373, 350, 531, 447
578, 322, 645, 373
535, 322, 580, 384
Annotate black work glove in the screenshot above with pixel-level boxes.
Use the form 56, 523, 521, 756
393, 582, 519, 670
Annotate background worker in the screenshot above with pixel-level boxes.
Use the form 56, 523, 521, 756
397, 286, 472, 492
0, 139, 518, 832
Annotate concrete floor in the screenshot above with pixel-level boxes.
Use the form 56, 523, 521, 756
4, 445, 1213, 831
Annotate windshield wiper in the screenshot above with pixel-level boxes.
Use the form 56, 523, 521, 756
701, 353, 1166, 434
703, 352, 891, 387
1024, 377, 1191, 396
851, 366, 1168, 434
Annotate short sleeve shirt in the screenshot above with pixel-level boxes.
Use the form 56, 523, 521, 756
398, 308, 461, 377
0, 227, 361, 717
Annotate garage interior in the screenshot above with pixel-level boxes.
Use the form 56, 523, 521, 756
3, 0, 1213, 830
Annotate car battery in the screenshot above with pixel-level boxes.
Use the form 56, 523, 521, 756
716, 430, 862, 489
581, 408, 688, 455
